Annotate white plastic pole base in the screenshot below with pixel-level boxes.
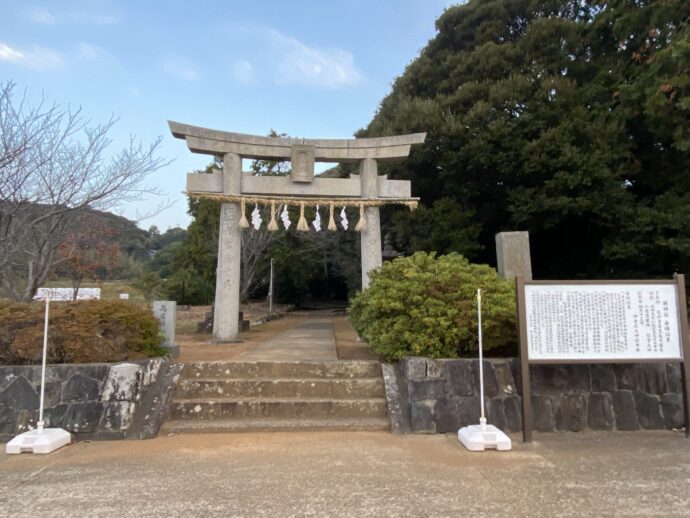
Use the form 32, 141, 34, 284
6, 428, 71, 455
458, 422, 512, 451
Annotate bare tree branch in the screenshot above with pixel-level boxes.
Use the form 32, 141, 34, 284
0, 81, 173, 301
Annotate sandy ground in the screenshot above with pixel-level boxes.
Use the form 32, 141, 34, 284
175, 302, 309, 362
176, 313, 309, 362
332, 314, 380, 360
1, 430, 689, 517
175, 306, 374, 362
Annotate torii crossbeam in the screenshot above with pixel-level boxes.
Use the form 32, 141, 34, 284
169, 121, 425, 342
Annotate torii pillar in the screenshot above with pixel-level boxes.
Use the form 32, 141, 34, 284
215, 152, 242, 341
359, 157, 380, 289
169, 121, 425, 342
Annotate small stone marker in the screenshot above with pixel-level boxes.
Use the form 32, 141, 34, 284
119, 293, 129, 300
152, 301, 179, 357
495, 231, 532, 280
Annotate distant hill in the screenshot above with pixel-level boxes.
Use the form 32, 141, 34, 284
89, 209, 151, 261
317, 164, 353, 179
21, 203, 188, 269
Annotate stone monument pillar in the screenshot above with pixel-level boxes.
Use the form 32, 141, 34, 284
359, 158, 382, 289
152, 300, 180, 357
214, 153, 242, 342
495, 231, 533, 280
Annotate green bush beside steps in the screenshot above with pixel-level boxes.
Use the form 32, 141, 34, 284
348, 252, 517, 360
0, 300, 166, 365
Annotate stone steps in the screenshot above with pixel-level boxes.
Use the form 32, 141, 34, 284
176, 378, 385, 399
162, 417, 390, 434
181, 360, 382, 380
171, 397, 388, 420
164, 360, 390, 434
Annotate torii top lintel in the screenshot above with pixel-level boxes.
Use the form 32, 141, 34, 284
168, 121, 426, 163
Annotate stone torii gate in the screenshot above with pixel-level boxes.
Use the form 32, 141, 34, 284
169, 121, 425, 342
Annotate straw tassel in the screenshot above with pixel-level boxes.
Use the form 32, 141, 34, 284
267, 201, 279, 231
327, 202, 337, 231
239, 198, 250, 228
354, 203, 366, 232
296, 202, 309, 231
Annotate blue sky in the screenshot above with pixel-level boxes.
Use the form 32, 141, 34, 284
1, 0, 456, 230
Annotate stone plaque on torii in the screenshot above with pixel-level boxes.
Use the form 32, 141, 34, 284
169, 121, 426, 342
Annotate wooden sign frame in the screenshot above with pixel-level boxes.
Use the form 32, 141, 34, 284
516, 274, 690, 442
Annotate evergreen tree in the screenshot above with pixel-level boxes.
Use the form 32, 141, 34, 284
361, 0, 690, 279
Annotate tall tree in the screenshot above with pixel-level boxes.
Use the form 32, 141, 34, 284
55, 216, 120, 299
360, 0, 690, 279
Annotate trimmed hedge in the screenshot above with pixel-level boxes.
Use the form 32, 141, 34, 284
348, 252, 517, 360
0, 300, 166, 365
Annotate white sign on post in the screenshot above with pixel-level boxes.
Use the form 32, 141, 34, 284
34, 287, 101, 301
524, 284, 683, 361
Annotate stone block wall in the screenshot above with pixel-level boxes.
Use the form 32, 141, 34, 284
388, 357, 685, 434
0, 359, 182, 442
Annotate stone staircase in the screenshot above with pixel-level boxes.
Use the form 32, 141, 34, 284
161, 360, 390, 433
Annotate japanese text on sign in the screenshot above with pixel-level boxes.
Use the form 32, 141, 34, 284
524, 284, 682, 361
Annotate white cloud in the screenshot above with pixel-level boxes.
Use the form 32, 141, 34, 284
269, 28, 362, 89
26, 8, 56, 25
232, 60, 254, 84
24, 4, 122, 25
70, 10, 121, 25
278, 42, 361, 89
228, 25, 363, 89
76, 42, 104, 60
0, 42, 64, 70
0, 43, 24, 63
161, 56, 199, 81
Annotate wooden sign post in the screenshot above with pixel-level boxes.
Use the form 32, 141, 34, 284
516, 275, 690, 442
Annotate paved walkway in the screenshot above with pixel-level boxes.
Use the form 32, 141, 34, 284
235, 312, 338, 361
2, 430, 689, 517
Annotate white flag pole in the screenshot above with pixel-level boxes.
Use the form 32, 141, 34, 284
457, 287, 511, 451
477, 289, 486, 428
37, 293, 50, 432
6, 291, 71, 454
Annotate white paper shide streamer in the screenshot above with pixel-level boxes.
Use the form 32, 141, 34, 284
280, 205, 291, 230
340, 207, 348, 230
312, 205, 322, 232
251, 204, 262, 230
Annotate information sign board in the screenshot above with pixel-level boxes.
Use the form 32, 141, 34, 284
516, 276, 690, 443
524, 284, 682, 362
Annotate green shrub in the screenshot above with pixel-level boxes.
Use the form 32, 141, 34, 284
348, 252, 516, 360
0, 300, 166, 365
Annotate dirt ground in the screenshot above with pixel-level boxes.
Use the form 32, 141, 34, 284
174, 306, 375, 362
333, 313, 380, 360
2, 430, 689, 517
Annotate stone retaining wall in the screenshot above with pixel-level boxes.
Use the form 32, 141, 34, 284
385, 357, 685, 434
0, 359, 182, 442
